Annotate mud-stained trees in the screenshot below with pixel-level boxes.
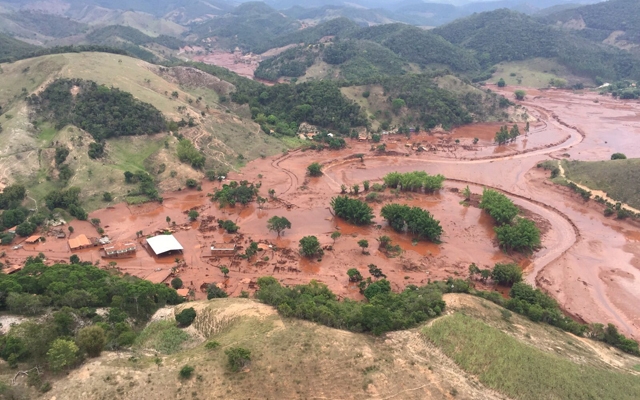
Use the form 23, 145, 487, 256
330, 196, 374, 226
380, 204, 443, 242
299, 236, 323, 258
267, 216, 291, 237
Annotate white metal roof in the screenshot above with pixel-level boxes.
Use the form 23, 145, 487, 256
147, 234, 184, 255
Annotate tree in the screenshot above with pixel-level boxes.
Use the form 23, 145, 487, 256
76, 325, 106, 357
491, 263, 523, 286
331, 231, 341, 244
494, 125, 510, 145
495, 218, 541, 253
47, 339, 78, 371
102, 192, 113, 202
509, 124, 520, 142
166, 216, 171, 225
299, 236, 323, 258
220, 266, 229, 277
497, 78, 506, 87
368, 264, 386, 279
70, 254, 80, 264
15, 222, 36, 237
611, 153, 627, 160
330, 196, 374, 226
188, 210, 199, 221
358, 239, 369, 254
392, 98, 406, 114
179, 365, 194, 379
307, 162, 322, 177
175, 307, 197, 327
363, 279, 391, 300
363, 181, 370, 191
380, 204, 443, 242
462, 186, 471, 201
267, 216, 291, 237
347, 268, 363, 282
225, 347, 251, 372
207, 284, 228, 299
171, 277, 183, 289
514, 90, 526, 100
352, 184, 360, 195
186, 178, 198, 188
479, 189, 518, 225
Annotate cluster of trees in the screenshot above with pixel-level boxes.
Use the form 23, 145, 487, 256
123, 170, 161, 202
299, 236, 323, 258
479, 189, 540, 253
469, 262, 523, 286
176, 139, 206, 169
44, 187, 88, 220
255, 276, 452, 335
0, 184, 49, 240
330, 196, 374, 225
380, 204, 443, 242
28, 79, 166, 141
213, 181, 258, 207
0, 258, 181, 375
383, 171, 445, 193
494, 124, 520, 145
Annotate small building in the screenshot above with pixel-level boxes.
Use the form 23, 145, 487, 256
7, 226, 17, 234
5, 265, 23, 274
210, 243, 236, 257
102, 242, 137, 259
146, 234, 184, 257
68, 234, 92, 251
25, 235, 42, 244
176, 288, 190, 298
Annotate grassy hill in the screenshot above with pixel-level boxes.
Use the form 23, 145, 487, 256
561, 158, 640, 210
0, 32, 38, 59
24, 294, 640, 399
0, 52, 290, 210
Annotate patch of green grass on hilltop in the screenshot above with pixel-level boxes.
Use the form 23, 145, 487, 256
423, 312, 640, 400
489, 58, 588, 88
562, 158, 640, 209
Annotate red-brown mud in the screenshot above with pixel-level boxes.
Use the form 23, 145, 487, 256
5, 85, 640, 338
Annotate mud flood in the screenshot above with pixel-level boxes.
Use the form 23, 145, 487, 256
5, 85, 640, 339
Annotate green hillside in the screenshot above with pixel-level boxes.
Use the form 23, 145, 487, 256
0, 10, 87, 40
0, 32, 38, 60
562, 158, 640, 210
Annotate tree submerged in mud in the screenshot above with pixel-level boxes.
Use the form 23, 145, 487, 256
330, 196, 374, 226
380, 203, 443, 243
267, 216, 291, 237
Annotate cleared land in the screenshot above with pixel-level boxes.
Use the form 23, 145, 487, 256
490, 58, 589, 88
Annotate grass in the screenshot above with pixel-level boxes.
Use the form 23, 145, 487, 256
135, 320, 190, 355
423, 313, 640, 400
562, 158, 640, 209
489, 58, 588, 88
634, 364, 640, 372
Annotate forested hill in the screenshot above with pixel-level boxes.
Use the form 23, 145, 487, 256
432, 9, 640, 81
0, 33, 39, 59
541, 0, 640, 45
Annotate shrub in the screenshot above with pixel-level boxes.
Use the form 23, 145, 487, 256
175, 307, 196, 327
383, 171, 445, 193
610, 153, 626, 160
225, 347, 251, 372
299, 236, 323, 258
171, 278, 183, 289
491, 263, 523, 286
186, 178, 198, 188
207, 285, 228, 299
218, 219, 239, 233
76, 325, 106, 357
330, 196, 374, 225
205, 341, 220, 350
380, 203, 442, 242
479, 189, 518, 225
179, 365, 194, 379
307, 162, 322, 177
495, 218, 541, 253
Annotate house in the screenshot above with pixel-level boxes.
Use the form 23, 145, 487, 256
68, 234, 93, 251
7, 226, 17, 234
102, 242, 137, 259
176, 288, 190, 298
25, 235, 42, 244
146, 234, 184, 257
210, 243, 236, 257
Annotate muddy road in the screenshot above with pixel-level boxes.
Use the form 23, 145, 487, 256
5, 86, 640, 339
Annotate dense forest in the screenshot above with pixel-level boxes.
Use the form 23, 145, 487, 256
86, 25, 185, 50
28, 78, 166, 140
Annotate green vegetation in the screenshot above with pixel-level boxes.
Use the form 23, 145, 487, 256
383, 171, 445, 193
136, 320, 190, 355
176, 138, 205, 169
175, 308, 197, 327
562, 159, 640, 210
307, 162, 322, 177
213, 181, 258, 207
256, 276, 451, 336
424, 313, 640, 400
76, 325, 107, 358
494, 124, 520, 145
495, 218, 541, 253
218, 219, 239, 233
179, 365, 194, 379
225, 347, 252, 372
380, 203, 443, 243
28, 78, 166, 141
299, 236, 323, 258
479, 189, 519, 225
330, 196, 374, 226
490, 263, 523, 286
0, 33, 39, 60
267, 216, 291, 237
611, 153, 627, 160
207, 285, 228, 300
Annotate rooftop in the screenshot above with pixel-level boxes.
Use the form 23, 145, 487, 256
147, 234, 184, 255
69, 234, 92, 250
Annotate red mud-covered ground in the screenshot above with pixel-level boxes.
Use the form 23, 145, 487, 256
5, 86, 640, 339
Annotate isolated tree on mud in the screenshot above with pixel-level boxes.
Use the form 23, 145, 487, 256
331, 231, 341, 244
495, 218, 540, 253
267, 216, 291, 237
347, 268, 363, 282
358, 239, 369, 254
514, 90, 526, 100
299, 236, 323, 258
188, 210, 199, 221
220, 266, 229, 278
368, 264, 386, 279
330, 196, 374, 226
307, 162, 322, 177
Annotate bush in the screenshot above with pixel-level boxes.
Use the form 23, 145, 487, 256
185, 178, 198, 188
205, 341, 220, 350
307, 162, 322, 177
611, 153, 626, 160
383, 171, 445, 193
225, 347, 251, 372
330, 196, 374, 225
479, 189, 518, 225
380, 203, 442, 242
171, 278, 183, 289
76, 325, 106, 357
175, 307, 196, 327
179, 365, 194, 379
102, 192, 113, 202
491, 263, 522, 286
207, 284, 228, 299
495, 218, 541, 253
218, 219, 239, 233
